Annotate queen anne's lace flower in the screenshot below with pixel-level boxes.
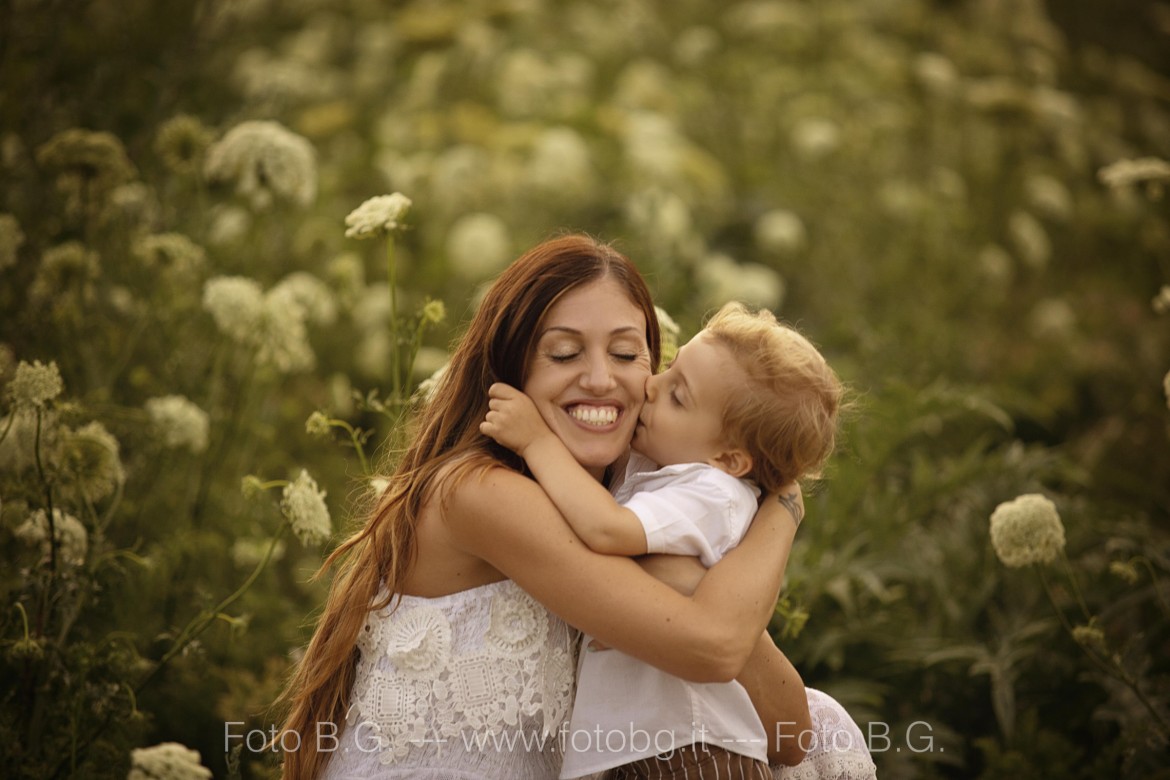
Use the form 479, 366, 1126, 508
127, 742, 212, 780
655, 306, 681, 368
989, 493, 1065, 568
8, 360, 64, 409
0, 213, 24, 270
270, 271, 337, 326
15, 508, 88, 566
204, 121, 317, 210
155, 115, 214, 175
755, 209, 808, 255
281, 470, 331, 546
256, 286, 316, 373
58, 421, 124, 504
133, 233, 207, 284
145, 395, 210, 453
36, 128, 136, 194
1008, 210, 1051, 269
345, 193, 412, 239
446, 212, 510, 279
1098, 156, 1170, 189
202, 276, 264, 343
305, 411, 332, 437
696, 253, 785, 311
1152, 286, 1170, 315
30, 242, 100, 307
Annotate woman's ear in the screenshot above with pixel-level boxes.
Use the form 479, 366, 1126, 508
709, 447, 753, 478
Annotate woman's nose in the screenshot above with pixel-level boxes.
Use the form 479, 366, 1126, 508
579, 354, 617, 392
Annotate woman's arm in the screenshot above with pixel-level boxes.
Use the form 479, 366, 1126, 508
442, 467, 799, 682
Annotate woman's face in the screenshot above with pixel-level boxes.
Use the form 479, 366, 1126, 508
523, 277, 652, 480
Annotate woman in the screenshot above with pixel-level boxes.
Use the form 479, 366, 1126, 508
279, 235, 871, 779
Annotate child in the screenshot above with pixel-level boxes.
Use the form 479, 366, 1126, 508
480, 301, 843, 779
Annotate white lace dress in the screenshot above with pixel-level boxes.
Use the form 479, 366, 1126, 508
320, 579, 579, 779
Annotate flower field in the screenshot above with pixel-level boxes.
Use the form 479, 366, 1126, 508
1, 1, 1168, 777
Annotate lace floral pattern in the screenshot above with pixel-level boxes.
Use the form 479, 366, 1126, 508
772, 688, 877, 780
345, 580, 578, 771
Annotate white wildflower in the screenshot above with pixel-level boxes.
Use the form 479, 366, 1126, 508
30, 242, 100, 307
977, 244, 1014, 286
271, 272, 337, 326
281, 470, 332, 547
673, 26, 721, 68
1024, 174, 1073, 221
1098, 156, 1170, 189
206, 205, 252, 247
655, 306, 681, 368
754, 209, 807, 255
16, 508, 88, 567
8, 360, 64, 409
527, 126, 594, 195
155, 115, 214, 176
989, 493, 1065, 568
415, 363, 448, 403
1152, 285, 1170, 314
256, 286, 315, 373
204, 120, 317, 210
790, 118, 841, 160
127, 742, 212, 780
1008, 210, 1051, 270
305, 411, 332, 437
369, 477, 390, 500
325, 252, 365, 308
58, 421, 124, 504
145, 396, 210, 454
344, 193, 412, 239
1028, 298, 1076, 340
0, 213, 25, 270
411, 347, 448, 381
696, 253, 785, 311
446, 213, 511, 279
202, 276, 264, 343
133, 233, 207, 284
913, 52, 959, 96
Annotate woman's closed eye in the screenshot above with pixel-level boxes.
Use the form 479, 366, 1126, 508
611, 352, 639, 362
547, 351, 580, 363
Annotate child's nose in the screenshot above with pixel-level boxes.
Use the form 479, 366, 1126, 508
644, 373, 660, 402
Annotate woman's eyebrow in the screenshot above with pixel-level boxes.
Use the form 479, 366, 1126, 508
539, 325, 643, 336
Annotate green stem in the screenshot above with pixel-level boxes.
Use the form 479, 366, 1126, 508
333, 419, 370, 476
136, 522, 288, 695
387, 237, 401, 403
0, 406, 16, 447
1131, 556, 1170, 617
1059, 549, 1093, 623
32, 408, 58, 635
1038, 567, 1170, 736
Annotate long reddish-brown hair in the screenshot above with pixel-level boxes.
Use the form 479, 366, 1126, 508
276, 234, 659, 779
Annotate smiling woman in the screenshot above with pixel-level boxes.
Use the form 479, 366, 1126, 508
277, 234, 867, 780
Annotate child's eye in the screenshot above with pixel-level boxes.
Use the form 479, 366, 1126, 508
670, 391, 683, 407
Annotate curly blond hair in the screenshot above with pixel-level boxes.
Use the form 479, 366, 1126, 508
704, 302, 843, 493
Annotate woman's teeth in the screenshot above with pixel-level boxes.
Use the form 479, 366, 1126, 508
569, 406, 618, 426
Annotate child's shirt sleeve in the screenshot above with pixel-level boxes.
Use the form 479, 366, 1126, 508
620, 464, 760, 567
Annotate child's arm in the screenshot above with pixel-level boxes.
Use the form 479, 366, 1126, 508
480, 382, 648, 556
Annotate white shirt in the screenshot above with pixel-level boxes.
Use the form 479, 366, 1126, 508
558, 452, 767, 778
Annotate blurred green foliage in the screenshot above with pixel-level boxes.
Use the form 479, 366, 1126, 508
1, 0, 1168, 777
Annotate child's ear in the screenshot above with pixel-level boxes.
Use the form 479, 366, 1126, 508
710, 448, 753, 478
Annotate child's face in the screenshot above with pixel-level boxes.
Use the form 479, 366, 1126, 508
632, 330, 743, 469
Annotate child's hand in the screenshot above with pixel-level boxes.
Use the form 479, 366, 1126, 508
480, 382, 553, 457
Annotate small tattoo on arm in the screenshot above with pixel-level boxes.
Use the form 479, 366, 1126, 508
777, 491, 803, 528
